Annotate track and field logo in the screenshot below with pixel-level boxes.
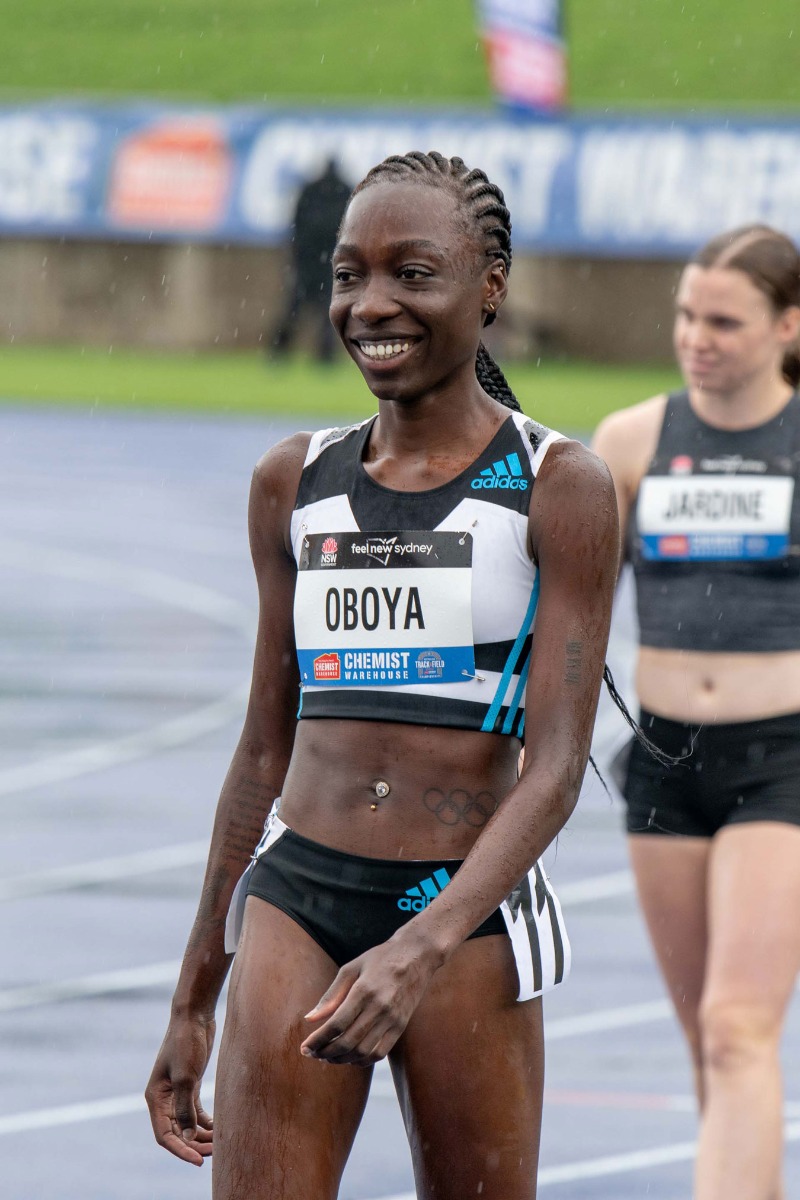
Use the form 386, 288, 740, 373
669, 455, 694, 475
320, 536, 338, 566
313, 652, 340, 680
416, 650, 445, 679
470, 452, 528, 490
397, 867, 452, 911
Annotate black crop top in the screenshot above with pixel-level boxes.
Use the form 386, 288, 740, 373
629, 390, 800, 652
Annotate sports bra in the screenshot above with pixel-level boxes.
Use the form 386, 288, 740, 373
289, 411, 565, 737
629, 390, 800, 652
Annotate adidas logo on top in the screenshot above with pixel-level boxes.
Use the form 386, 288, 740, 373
471, 452, 528, 490
397, 867, 452, 911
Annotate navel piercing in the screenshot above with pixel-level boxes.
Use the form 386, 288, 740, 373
374, 780, 391, 798
370, 804, 378, 812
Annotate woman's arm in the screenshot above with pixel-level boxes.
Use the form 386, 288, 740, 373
145, 434, 308, 1164
591, 394, 667, 566
300, 440, 618, 1065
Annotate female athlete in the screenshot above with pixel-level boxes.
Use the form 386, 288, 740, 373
593, 225, 800, 1200
146, 150, 618, 1199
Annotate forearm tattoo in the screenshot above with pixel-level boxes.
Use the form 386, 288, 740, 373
564, 639, 583, 685
422, 788, 499, 827
225, 775, 278, 857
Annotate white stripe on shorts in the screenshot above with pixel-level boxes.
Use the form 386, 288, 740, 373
500, 859, 571, 1001
223, 800, 286, 954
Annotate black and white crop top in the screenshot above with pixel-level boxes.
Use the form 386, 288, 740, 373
289, 411, 565, 737
629, 390, 800, 652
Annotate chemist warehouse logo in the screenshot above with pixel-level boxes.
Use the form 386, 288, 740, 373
470, 453, 528, 490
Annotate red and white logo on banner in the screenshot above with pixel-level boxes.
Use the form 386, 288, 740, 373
484, 30, 566, 109
107, 118, 232, 231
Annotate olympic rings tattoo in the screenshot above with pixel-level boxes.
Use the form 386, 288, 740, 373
422, 788, 498, 827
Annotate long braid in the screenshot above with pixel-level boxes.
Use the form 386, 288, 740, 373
352, 151, 519, 411
352, 152, 673, 773
476, 342, 520, 411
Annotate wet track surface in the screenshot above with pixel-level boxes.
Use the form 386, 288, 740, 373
1, 407, 798, 1199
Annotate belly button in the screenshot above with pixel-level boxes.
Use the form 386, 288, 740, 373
701, 677, 714, 692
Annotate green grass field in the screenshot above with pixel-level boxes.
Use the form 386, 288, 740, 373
0, 346, 680, 431
0, 0, 797, 108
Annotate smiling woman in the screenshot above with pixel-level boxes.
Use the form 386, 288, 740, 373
145, 151, 619, 1200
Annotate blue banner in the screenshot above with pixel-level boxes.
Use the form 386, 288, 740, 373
1, 103, 799, 257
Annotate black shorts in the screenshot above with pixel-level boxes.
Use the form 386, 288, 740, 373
224, 805, 571, 1001
246, 822, 507, 965
622, 709, 800, 837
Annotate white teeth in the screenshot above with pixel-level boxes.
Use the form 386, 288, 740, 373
358, 341, 412, 360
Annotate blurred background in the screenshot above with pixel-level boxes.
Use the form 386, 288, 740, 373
2, 4, 799, 1199
2, 0, 798, 425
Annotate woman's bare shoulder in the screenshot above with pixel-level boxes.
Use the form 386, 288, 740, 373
592, 394, 669, 487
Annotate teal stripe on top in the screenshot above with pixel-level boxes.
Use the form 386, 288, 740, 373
501, 647, 531, 735
481, 575, 540, 734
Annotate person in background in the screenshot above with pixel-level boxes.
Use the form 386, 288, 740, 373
269, 157, 351, 363
146, 149, 619, 1199
593, 224, 800, 1200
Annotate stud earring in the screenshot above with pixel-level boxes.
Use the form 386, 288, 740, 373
486, 302, 496, 313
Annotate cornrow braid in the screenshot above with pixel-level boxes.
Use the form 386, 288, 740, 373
352, 150, 519, 411
476, 341, 520, 411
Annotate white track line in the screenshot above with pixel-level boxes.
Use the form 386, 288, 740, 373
0, 841, 208, 901
0, 537, 254, 798
558, 869, 633, 905
371, 1120, 800, 1196
0, 962, 181, 1013
547, 999, 672, 1040
0, 682, 249, 799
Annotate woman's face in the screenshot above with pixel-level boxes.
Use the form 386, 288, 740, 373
330, 181, 506, 403
674, 264, 798, 396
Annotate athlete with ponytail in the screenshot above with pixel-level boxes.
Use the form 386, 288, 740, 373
594, 225, 800, 1200
146, 151, 619, 1199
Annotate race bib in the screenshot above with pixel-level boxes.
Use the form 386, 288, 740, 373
294, 531, 475, 686
637, 474, 794, 561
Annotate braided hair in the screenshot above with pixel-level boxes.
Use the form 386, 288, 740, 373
351, 150, 521, 411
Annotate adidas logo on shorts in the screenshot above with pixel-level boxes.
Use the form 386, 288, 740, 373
397, 867, 452, 911
470, 452, 528, 490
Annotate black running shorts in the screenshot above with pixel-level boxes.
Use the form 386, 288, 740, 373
622, 709, 800, 837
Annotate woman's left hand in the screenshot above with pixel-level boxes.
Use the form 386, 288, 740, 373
300, 928, 443, 1066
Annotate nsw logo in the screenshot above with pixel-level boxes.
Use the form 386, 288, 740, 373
471, 452, 528, 490
416, 650, 445, 680
397, 867, 452, 912
320, 536, 338, 566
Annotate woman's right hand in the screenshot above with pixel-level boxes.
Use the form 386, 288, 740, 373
145, 1013, 216, 1165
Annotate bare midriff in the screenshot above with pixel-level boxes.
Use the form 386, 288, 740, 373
278, 718, 520, 860
636, 646, 800, 724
